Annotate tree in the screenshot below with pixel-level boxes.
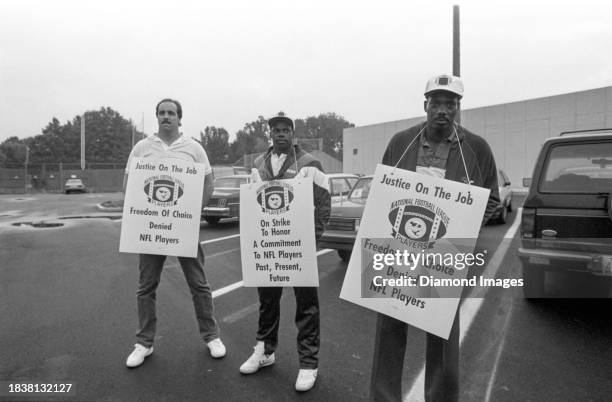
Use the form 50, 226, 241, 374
79, 107, 141, 163
0, 137, 27, 166
229, 116, 270, 163
2, 107, 144, 166
294, 113, 354, 160
28, 118, 70, 163
200, 126, 230, 165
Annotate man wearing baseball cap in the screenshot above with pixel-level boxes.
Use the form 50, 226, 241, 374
239, 112, 331, 392
370, 76, 500, 401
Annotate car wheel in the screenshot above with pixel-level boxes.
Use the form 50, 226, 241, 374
497, 203, 508, 224
337, 249, 351, 262
205, 217, 221, 225
522, 266, 545, 300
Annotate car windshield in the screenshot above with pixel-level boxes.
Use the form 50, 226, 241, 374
348, 177, 372, 201
540, 141, 612, 193
215, 177, 248, 188
331, 178, 352, 197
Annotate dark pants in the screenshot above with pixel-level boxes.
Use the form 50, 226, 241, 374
135, 245, 219, 347
256, 286, 320, 369
370, 313, 460, 402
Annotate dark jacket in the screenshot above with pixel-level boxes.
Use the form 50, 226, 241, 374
254, 145, 331, 237
382, 121, 500, 225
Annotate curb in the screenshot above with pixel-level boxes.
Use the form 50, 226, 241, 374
96, 202, 123, 213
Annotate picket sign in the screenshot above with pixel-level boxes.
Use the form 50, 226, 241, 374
120, 157, 205, 258
339, 164, 489, 339
240, 177, 318, 287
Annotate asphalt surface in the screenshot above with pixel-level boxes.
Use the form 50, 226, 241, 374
0, 192, 610, 402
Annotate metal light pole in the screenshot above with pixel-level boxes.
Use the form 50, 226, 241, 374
24, 144, 29, 194
453, 5, 460, 77
131, 119, 135, 148
453, 5, 461, 125
80, 113, 86, 171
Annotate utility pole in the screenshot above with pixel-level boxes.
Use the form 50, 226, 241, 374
131, 119, 135, 148
453, 5, 460, 77
24, 145, 29, 194
453, 5, 461, 124
80, 113, 86, 171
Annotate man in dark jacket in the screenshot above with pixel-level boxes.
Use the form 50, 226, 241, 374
370, 75, 500, 401
239, 112, 331, 392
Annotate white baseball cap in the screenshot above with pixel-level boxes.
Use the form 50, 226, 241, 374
268, 111, 294, 130
424, 75, 463, 98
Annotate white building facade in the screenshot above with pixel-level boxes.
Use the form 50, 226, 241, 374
343, 86, 612, 188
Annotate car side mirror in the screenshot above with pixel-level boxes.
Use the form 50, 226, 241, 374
522, 178, 532, 187
506, 181, 511, 186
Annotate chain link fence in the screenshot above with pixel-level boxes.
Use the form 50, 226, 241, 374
0, 162, 126, 194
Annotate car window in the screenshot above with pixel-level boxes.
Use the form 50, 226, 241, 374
347, 178, 358, 188
215, 178, 247, 188
348, 178, 372, 200
66, 179, 82, 185
331, 178, 351, 196
540, 142, 612, 193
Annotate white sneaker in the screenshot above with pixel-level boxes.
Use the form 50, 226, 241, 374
206, 338, 226, 359
295, 369, 318, 392
239, 341, 275, 374
126, 344, 153, 368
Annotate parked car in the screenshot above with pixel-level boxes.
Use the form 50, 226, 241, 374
64, 177, 87, 194
319, 175, 373, 261
518, 130, 612, 299
232, 166, 250, 175
492, 169, 513, 224
327, 173, 359, 202
202, 175, 251, 225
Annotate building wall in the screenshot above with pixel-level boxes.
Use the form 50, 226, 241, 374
343, 86, 612, 188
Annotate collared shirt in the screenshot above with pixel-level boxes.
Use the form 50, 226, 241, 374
125, 133, 212, 175
416, 129, 458, 179
270, 152, 287, 177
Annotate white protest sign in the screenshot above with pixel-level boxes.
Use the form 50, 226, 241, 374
339, 164, 490, 339
120, 157, 205, 258
240, 178, 318, 287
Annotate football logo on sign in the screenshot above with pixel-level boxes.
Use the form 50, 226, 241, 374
256, 181, 294, 214
388, 199, 449, 246
144, 175, 184, 206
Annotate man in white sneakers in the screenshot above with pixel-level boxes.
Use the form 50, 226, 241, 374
124, 98, 226, 367
239, 112, 330, 392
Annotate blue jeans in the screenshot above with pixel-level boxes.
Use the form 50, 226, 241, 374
135, 245, 219, 347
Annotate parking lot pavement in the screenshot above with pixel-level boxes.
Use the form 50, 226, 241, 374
1, 194, 611, 401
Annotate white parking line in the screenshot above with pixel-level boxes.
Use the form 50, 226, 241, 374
212, 281, 243, 298
404, 210, 522, 402
483, 298, 515, 402
207, 247, 240, 259
200, 233, 240, 245
316, 249, 334, 257
211, 248, 334, 300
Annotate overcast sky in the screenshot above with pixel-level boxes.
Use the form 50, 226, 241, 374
1, 0, 611, 143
